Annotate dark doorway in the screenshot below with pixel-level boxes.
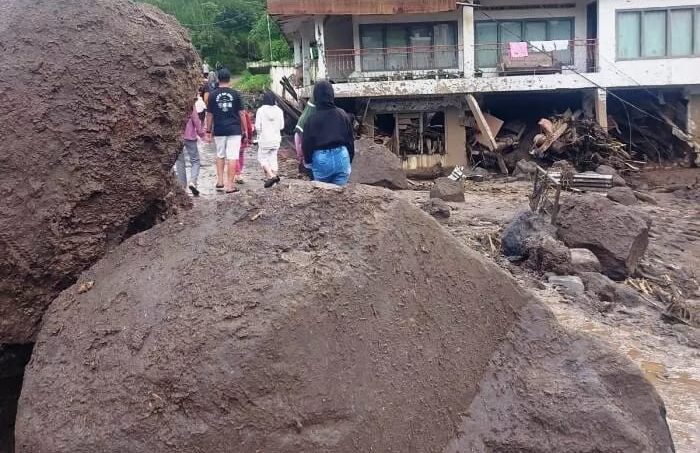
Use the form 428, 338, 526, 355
587, 1, 598, 72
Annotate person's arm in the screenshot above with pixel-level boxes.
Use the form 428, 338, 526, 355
255, 110, 263, 135
276, 106, 285, 131
302, 118, 316, 165
192, 108, 205, 138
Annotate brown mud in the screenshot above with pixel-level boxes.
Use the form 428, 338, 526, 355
0, 0, 200, 343
16, 182, 673, 452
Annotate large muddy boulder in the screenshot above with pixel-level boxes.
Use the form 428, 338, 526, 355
16, 184, 674, 452
556, 194, 650, 280
0, 0, 200, 343
350, 138, 409, 190
430, 177, 465, 202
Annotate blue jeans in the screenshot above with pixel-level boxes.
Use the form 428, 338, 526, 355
311, 146, 351, 186
176, 140, 200, 187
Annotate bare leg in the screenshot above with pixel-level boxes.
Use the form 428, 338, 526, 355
216, 157, 225, 187
226, 159, 238, 191
261, 164, 275, 179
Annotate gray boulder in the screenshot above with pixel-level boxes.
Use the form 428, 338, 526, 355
501, 211, 557, 259
596, 165, 626, 187
579, 272, 644, 306
422, 199, 451, 219
556, 195, 650, 280
607, 187, 639, 206
570, 248, 602, 273
350, 139, 409, 190
548, 276, 585, 296
527, 237, 572, 275
430, 177, 465, 202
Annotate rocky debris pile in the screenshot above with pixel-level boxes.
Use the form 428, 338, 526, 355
16, 183, 674, 452
430, 177, 465, 202
350, 138, 409, 190
0, 0, 200, 344
556, 194, 650, 280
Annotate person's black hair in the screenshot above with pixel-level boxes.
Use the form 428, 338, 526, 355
263, 91, 276, 106
218, 68, 231, 83
313, 80, 335, 109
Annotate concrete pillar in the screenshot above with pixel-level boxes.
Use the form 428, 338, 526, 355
595, 87, 608, 131
688, 94, 700, 166
461, 5, 475, 76
301, 28, 311, 87
445, 107, 468, 167
314, 16, 327, 80
293, 35, 302, 66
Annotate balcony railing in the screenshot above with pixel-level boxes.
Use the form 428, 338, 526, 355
326, 45, 463, 82
474, 39, 598, 75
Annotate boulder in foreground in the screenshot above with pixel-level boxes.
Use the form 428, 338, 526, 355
0, 0, 200, 343
16, 184, 674, 453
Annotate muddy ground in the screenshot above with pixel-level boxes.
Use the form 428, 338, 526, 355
177, 144, 698, 452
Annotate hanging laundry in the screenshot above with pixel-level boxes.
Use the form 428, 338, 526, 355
552, 40, 570, 51
508, 41, 529, 58
529, 40, 570, 52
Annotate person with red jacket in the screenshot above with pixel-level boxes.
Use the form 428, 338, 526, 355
236, 108, 255, 184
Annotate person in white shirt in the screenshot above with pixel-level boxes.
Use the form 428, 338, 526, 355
255, 92, 285, 188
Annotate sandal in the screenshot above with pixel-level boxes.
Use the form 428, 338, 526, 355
189, 184, 200, 197
215, 184, 225, 192
225, 187, 240, 194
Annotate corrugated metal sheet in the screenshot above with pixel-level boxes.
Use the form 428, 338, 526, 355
268, 0, 458, 16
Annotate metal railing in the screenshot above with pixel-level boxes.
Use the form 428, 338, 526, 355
326, 45, 463, 81
474, 39, 598, 75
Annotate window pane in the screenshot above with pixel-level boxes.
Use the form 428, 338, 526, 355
696, 9, 700, 54
618, 11, 641, 58
500, 21, 523, 43
524, 21, 547, 41
434, 23, 458, 69
642, 10, 667, 57
360, 26, 385, 71
549, 19, 573, 64
475, 22, 498, 68
409, 25, 433, 69
386, 25, 408, 70
670, 9, 693, 56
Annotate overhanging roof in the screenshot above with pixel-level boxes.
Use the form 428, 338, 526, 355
267, 0, 458, 16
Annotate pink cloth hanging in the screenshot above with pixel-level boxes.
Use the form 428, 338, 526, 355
508, 41, 529, 59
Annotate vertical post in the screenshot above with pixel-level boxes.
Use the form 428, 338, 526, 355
301, 28, 311, 87
293, 35, 302, 66
462, 5, 475, 77
266, 14, 274, 62
595, 87, 608, 131
315, 16, 327, 80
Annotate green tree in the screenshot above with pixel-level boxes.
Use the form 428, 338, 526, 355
140, 0, 288, 72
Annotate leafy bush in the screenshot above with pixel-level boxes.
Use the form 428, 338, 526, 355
235, 71, 271, 93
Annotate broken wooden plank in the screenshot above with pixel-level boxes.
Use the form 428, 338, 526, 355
466, 94, 498, 152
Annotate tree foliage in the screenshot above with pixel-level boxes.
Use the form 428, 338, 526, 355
141, 0, 291, 72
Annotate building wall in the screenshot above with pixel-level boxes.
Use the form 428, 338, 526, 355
597, 0, 700, 88
444, 107, 468, 167
269, 63, 296, 98
325, 16, 354, 51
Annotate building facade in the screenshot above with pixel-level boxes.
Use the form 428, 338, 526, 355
269, 0, 700, 169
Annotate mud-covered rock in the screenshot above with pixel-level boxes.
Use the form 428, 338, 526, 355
16, 183, 674, 453
501, 211, 557, 259
548, 275, 585, 296
608, 186, 639, 206
0, 0, 200, 343
527, 237, 572, 275
556, 195, 650, 280
570, 248, 602, 273
421, 198, 451, 219
350, 138, 409, 190
430, 177, 465, 202
580, 272, 644, 307
597, 165, 627, 187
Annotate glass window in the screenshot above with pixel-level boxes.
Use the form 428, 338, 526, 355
642, 10, 667, 57
500, 21, 523, 43
386, 25, 408, 70
360, 25, 384, 71
475, 22, 498, 68
696, 9, 700, 54
618, 11, 641, 59
434, 23, 457, 69
524, 21, 547, 41
409, 25, 434, 69
670, 9, 693, 56
549, 19, 573, 64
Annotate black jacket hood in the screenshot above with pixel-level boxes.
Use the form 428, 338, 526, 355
313, 80, 335, 110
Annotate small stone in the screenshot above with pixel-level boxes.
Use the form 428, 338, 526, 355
422, 199, 451, 219
430, 177, 465, 202
607, 187, 638, 206
548, 275, 585, 296
514, 159, 538, 176
570, 248, 602, 273
633, 191, 658, 205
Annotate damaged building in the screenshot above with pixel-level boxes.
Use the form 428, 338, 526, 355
268, 0, 700, 172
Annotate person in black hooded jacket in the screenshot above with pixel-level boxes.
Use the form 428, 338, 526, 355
302, 80, 355, 186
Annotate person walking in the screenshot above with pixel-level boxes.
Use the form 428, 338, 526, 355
294, 94, 316, 179
205, 68, 247, 194
176, 99, 205, 196
235, 107, 255, 185
302, 81, 354, 186
255, 92, 285, 188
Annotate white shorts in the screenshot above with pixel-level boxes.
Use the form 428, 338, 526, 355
214, 135, 242, 160
258, 147, 279, 172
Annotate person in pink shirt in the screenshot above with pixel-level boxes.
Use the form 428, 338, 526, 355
176, 99, 206, 196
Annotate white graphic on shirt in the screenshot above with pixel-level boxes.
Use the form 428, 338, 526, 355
216, 92, 234, 112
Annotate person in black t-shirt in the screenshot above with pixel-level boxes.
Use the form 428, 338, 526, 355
205, 68, 247, 193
